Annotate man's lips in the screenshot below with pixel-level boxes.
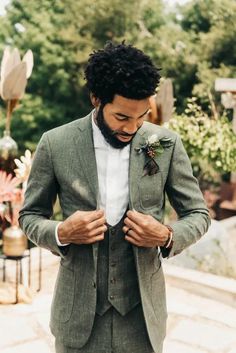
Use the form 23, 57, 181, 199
117, 134, 133, 140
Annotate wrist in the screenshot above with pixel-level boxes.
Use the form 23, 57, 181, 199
163, 225, 174, 248
58, 222, 69, 245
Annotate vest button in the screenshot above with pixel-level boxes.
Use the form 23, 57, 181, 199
93, 282, 96, 288
111, 228, 115, 235
110, 278, 116, 284
111, 263, 116, 267
109, 295, 115, 300
110, 245, 115, 251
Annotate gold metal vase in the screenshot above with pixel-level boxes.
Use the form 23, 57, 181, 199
3, 226, 28, 257
0, 130, 18, 174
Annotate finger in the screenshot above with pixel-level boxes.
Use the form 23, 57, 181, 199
126, 229, 142, 242
125, 235, 141, 247
123, 226, 135, 236
123, 226, 142, 241
122, 226, 129, 234
124, 218, 143, 235
126, 210, 146, 226
75, 233, 105, 244
89, 225, 107, 237
84, 209, 105, 223
87, 216, 106, 231
86, 234, 105, 244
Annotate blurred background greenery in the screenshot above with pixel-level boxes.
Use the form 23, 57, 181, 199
0, 0, 235, 151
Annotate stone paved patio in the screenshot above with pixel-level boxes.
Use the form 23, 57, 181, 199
1, 249, 236, 353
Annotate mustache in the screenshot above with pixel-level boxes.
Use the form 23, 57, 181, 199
111, 131, 136, 137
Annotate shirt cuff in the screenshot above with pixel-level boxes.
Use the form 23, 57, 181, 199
55, 222, 69, 246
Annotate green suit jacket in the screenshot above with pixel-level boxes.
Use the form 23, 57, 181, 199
19, 112, 210, 352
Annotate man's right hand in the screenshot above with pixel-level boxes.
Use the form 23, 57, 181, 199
58, 209, 107, 245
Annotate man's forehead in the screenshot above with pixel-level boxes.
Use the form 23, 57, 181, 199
109, 94, 150, 116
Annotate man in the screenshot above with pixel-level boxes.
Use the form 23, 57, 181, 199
19, 42, 210, 353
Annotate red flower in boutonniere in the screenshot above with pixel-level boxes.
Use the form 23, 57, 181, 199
135, 134, 173, 176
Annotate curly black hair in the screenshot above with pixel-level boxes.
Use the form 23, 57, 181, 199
84, 42, 161, 104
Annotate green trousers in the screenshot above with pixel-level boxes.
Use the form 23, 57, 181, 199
55, 304, 156, 353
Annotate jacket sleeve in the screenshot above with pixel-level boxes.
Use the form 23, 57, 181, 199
18, 133, 68, 258
160, 134, 211, 258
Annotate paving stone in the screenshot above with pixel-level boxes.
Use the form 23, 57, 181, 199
35, 312, 51, 335
167, 295, 198, 317
167, 285, 236, 328
169, 319, 236, 351
163, 341, 208, 353
197, 300, 236, 329
227, 349, 236, 353
166, 316, 178, 332
10, 302, 36, 315
31, 293, 52, 313
0, 317, 37, 349
0, 339, 53, 353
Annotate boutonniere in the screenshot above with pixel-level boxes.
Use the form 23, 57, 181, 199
135, 134, 173, 176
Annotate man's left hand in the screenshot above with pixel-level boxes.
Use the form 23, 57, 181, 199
123, 210, 169, 248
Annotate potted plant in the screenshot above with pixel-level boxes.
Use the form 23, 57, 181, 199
0, 170, 27, 256
0, 149, 33, 256
0, 47, 33, 173
167, 98, 236, 218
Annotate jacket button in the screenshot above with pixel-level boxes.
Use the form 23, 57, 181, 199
109, 295, 115, 300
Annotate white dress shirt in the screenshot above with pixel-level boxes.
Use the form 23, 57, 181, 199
92, 112, 130, 225
56, 111, 130, 245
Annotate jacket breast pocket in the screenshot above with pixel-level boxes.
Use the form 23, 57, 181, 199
139, 172, 163, 209
51, 265, 75, 323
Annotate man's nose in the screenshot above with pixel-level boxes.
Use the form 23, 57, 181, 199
123, 120, 139, 135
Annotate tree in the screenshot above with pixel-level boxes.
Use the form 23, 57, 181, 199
0, 0, 235, 150
137, 0, 236, 113
174, 0, 236, 110
1, 0, 162, 150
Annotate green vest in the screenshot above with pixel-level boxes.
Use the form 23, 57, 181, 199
96, 214, 141, 316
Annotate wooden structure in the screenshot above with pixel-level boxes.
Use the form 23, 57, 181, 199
215, 78, 236, 132
148, 79, 174, 125
215, 78, 236, 216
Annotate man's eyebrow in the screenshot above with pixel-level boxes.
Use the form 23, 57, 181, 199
116, 108, 150, 119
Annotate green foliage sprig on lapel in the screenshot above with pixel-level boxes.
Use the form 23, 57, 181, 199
135, 134, 173, 176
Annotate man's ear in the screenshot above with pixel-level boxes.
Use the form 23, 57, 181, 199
90, 93, 100, 108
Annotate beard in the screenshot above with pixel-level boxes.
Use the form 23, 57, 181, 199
95, 105, 137, 149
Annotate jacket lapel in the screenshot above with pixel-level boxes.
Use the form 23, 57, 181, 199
129, 126, 156, 268
73, 113, 99, 269
128, 125, 146, 210
73, 112, 99, 209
